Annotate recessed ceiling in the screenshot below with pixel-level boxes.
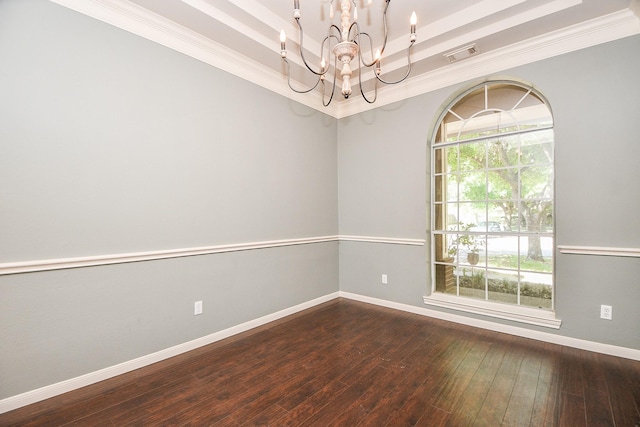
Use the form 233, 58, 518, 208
53, 0, 640, 117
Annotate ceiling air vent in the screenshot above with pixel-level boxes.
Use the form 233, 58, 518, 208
444, 43, 479, 62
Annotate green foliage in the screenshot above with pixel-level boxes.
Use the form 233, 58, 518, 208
458, 273, 551, 300
444, 130, 554, 258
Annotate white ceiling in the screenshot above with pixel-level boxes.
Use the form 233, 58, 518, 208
53, 0, 640, 118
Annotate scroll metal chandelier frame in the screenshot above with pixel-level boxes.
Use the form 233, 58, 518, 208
279, 0, 417, 106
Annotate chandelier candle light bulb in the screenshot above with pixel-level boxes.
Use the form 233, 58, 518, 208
410, 11, 417, 42
280, 29, 286, 57
280, 0, 417, 106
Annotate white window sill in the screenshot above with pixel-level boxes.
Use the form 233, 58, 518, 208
423, 293, 561, 329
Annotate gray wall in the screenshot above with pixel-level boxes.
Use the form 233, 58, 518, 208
0, 0, 338, 398
2, 0, 639, 403
338, 34, 640, 350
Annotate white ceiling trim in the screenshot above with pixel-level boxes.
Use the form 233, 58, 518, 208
224, 0, 323, 58
185, 0, 323, 73
359, 0, 583, 88
180, 0, 274, 58
364, 0, 529, 84
336, 7, 640, 118
418, 0, 528, 41
51, 0, 639, 119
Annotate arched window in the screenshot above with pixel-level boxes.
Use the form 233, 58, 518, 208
429, 80, 556, 324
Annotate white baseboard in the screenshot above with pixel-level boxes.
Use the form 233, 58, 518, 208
339, 291, 640, 362
0, 292, 340, 414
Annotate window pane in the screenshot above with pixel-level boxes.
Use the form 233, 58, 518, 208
434, 203, 460, 231
521, 128, 553, 145
520, 165, 553, 198
434, 175, 444, 202
521, 141, 553, 165
520, 236, 553, 272
458, 202, 486, 227
446, 176, 458, 201
486, 235, 518, 270
520, 274, 553, 309
456, 235, 485, 267
519, 200, 553, 232
434, 262, 456, 293
448, 234, 461, 263
486, 202, 509, 233
446, 146, 459, 173
458, 172, 486, 202
487, 269, 518, 305
487, 169, 517, 201
487, 135, 520, 168
519, 236, 553, 308
459, 142, 486, 172
434, 175, 458, 203
505, 203, 523, 232
458, 266, 486, 300
435, 146, 460, 174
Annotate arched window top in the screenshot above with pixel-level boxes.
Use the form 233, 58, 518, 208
435, 81, 553, 144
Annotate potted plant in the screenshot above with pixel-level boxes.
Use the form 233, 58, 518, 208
448, 223, 485, 265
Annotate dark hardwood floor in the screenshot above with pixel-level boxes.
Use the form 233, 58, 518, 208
2, 298, 639, 426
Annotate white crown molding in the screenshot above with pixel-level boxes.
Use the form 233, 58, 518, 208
360, 0, 573, 88
336, 7, 640, 118
0, 292, 340, 414
50, 0, 335, 116
51, 1, 639, 119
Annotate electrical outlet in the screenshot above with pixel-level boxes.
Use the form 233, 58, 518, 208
381, 274, 388, 284
194, 300, 203, 315
600, 304, 612, 320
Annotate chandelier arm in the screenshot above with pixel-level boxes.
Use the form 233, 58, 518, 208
350, 0, 391, 67
281, 0, 413, 106
357, 46, 378, 104
347, 21, 359, 42
375, 42, 415, 85
377, 0, 391, 57
354, 31, 377, 68
329, 24, 342, 39
320, 34, 340, 68
282, 58, 321, 94
295, 18, 324, 76
322, 53, 338, 107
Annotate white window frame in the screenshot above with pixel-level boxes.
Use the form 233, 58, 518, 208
424, 80, 560, 329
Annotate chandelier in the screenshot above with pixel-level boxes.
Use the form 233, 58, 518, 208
279, 0, 417, 106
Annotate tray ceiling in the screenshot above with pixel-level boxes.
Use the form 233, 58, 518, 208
52, 0, 640, 117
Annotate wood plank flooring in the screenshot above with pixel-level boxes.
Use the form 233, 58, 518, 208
2, 298, 639, 426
